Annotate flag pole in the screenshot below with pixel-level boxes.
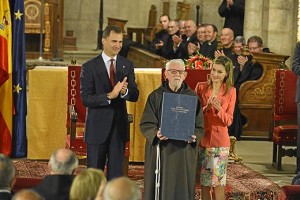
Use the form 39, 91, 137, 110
39, 0, 44, 60
50, 0, 63, 61
96, 0, 103, 50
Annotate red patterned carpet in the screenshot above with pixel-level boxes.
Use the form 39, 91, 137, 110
13, 160, 280, 200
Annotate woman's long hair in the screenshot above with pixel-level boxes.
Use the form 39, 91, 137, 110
208, 55, 234, 95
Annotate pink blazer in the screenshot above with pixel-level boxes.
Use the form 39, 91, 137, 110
195, 81, 236, 147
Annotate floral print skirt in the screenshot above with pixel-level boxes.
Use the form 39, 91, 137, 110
199, 147, 229, 187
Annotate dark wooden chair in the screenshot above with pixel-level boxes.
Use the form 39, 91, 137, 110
65, 65, 131, 175
272, 69, 298, 170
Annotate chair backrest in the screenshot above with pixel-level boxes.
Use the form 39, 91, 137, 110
67, 65, 86, 126
274, 69, 297, 121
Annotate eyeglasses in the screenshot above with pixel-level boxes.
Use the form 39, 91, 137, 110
248, 46, 260, 51
167, 69, 186, 75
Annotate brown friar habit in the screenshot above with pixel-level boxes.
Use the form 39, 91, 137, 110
140, 81, 204, 200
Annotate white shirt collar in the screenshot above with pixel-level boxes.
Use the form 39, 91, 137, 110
102, 52, 117, 64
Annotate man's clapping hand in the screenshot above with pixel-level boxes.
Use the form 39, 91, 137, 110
107, 77, 127, 99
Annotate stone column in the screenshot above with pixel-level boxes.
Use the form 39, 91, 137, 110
243, 0, 264, 40
267, 0, 294, 56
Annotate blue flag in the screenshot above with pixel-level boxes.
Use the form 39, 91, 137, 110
11, 0, 27, 157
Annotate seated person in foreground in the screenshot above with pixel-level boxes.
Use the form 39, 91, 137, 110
103, 177, 141, 200
0, 154, 16, 200
69, 168, 106, 200
12, 189, 43, 200
32, 148, 78, 200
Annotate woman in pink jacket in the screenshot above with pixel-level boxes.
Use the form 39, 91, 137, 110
195, 56, 236, 200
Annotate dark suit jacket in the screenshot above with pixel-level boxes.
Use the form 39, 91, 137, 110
233, 58, 263, 92
32, 175, 74, 200
218, 0, 245, 37
200, 39, 218, 60
175, 32, 198, 60
80, 54, 139, 144
0, 192, 12, 200
292, 42, 300, 102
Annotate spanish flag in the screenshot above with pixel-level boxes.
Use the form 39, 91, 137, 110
0, 0, 13, 156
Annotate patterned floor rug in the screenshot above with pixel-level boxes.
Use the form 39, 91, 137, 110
13, 160, 280, 200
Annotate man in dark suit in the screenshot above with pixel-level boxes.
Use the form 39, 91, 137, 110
172, 19, 198, 60
218, 0, 245, 37
292, 42, 300, 173
80, 25, 139, 180
0, 154, 15, 200
32, 148, 78, 200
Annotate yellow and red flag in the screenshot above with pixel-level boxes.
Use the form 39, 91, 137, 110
0, 0, 13, 156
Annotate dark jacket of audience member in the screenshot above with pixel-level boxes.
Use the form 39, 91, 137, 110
32, 149, 78, 200
0, 154, 15, 200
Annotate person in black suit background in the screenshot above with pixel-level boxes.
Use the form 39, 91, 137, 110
80, 25, 139, 180
218, 0, 245, 37
0, 154, 15, 200
32, 148, 78, 200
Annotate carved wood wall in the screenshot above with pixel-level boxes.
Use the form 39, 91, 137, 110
239, 52, 290, 139
24, 0, 64, 59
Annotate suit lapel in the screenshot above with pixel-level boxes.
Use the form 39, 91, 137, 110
115, 55, 127, 82
96, 54, 112, 89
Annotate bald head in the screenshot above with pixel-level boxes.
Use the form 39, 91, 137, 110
12, 189, 43, 200
220, 28, 234, 48
185, 20, 197, 38
49, 148, 78, 174
103, 177, 141, 200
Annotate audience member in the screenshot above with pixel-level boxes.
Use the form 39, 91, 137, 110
195, 56, 236, 200
234, 35, 264, 92
214, 28, 235, 61
0, 154, 16, 200
12, 190, 43, 200
232, 36, 246, 57
103, 177, 141, 200
227, 36, 246, 141
178, 19, 187, 40
173, 19, 198, 59
200, 24, 218, 59
80, 25, 139, 180
69, 168, 106, 200
32, 148, 78, 200
152, 20, 179, 59
140, 59, 204, 200
149, 14, 170, 54
291, 42, 300, 173
218, 0, 245, 37
231, 35, 264, 140
187, 24, 206, 55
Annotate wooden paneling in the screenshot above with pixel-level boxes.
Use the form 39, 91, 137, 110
239, 52, 290, 139
127, 46, 167, 68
